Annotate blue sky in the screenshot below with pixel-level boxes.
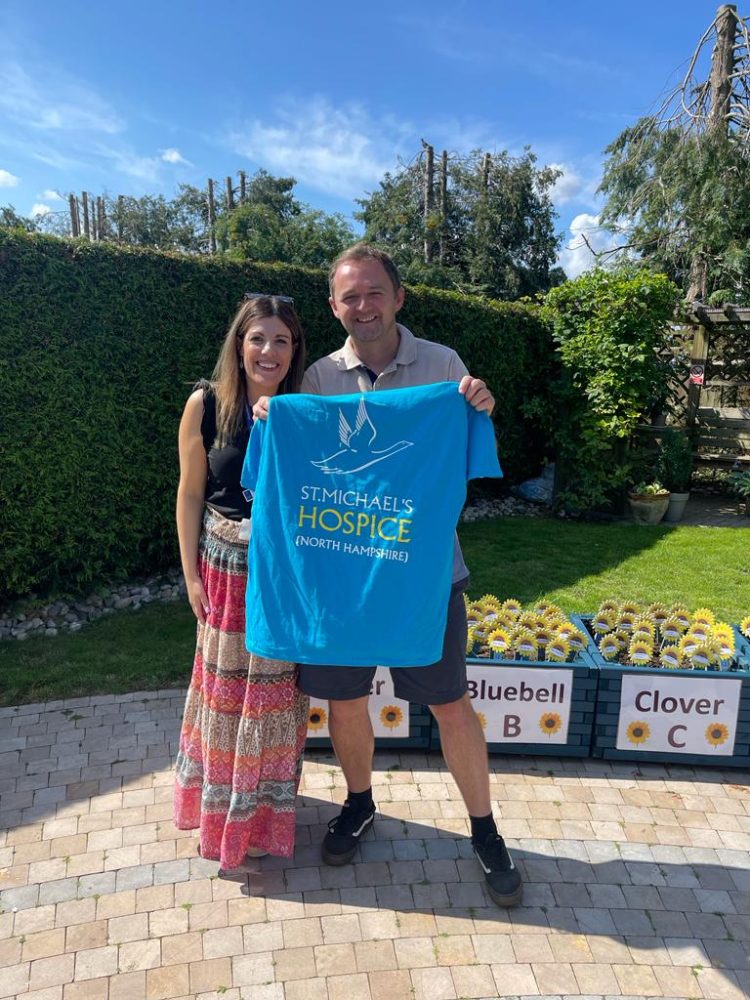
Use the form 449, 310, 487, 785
0, 1, 720, 275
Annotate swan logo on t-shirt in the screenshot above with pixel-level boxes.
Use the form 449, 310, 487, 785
311, 397, 414, 475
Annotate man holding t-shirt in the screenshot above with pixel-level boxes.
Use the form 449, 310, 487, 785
255, 243, 522, 907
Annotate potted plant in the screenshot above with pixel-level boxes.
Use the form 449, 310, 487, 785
658, 429, 693, 523
728, 468, 750, 516
627, 482, 670, 525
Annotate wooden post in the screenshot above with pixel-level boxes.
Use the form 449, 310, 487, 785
207, 178, 217, 253
422, 141, 434, 263
68, 194, 79, 237
439, 150, 448, 265
685, 323, 710, 429
82, 192, 91, 240
239, 170, 246, 203
225, 176, 234, 211
74, 196, 81, 237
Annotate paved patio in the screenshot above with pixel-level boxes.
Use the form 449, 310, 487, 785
1, 691, 749, 1000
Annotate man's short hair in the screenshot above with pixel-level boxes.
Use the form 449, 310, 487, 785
328, 243, 402, 297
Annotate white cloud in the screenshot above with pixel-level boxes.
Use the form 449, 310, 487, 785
31, 202, 51, 216
229, 96, 402, 200
0, 168, 20, 187
161, 147, 191, 165
548, 161, 601, 207
558, 212, 623, 278
41, 188, 63, 201
0, 62, 122, 134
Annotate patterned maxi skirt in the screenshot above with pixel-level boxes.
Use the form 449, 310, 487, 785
173, 508, 309, 867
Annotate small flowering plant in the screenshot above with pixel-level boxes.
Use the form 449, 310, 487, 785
465, 594, 588, 665
585, 599, 748, 672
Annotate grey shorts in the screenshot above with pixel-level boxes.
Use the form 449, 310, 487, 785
297, 578, 469, 705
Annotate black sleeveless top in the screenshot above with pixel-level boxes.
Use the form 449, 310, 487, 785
200, 383, 252, 521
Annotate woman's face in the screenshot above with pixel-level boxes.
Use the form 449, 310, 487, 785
240, 315, 295, 403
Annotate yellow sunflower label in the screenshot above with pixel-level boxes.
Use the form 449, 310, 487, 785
615, 674, 741, 755
466, 664, 572, 743
306, 667, 410, 739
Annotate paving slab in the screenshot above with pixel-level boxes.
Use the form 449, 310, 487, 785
1, 690, 749, 999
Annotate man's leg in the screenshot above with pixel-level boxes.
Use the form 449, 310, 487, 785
297, 665, 378, 865
328, 695, 374, 793
393, 581, 523, 907
429, 693, 490, 816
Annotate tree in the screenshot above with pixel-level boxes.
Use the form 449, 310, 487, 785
358, 147, 563, 299
0, 206, 37, 232
216, 172, 355, 267
599, 4, 750, 303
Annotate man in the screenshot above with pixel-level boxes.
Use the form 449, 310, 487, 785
256, 243, 522, 907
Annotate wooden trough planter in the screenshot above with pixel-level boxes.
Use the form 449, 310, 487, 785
582, 618, 750, 768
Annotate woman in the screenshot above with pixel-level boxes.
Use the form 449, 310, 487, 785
173, 294, 308, 868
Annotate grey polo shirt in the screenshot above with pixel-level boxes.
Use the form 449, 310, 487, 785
301, 324, 471, 583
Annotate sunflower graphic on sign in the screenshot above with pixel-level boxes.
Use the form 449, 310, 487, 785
705, 722, 729, 747
626, 720, 651, 745
539, 712, 562, 736
380, 705, 404, 729
308, 706, 327, 731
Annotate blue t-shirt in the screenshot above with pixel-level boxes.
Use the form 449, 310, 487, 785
241, 381, 502, 667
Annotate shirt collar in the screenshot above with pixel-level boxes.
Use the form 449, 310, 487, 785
336, 324, 418, 372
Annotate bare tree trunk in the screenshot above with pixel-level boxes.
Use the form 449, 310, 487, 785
225, 176, 234, 211
439, 150, 448, 265
423, 141, 434, 263
709, 4, 737, 132
239, 170, 247, 204
82, 192, 91, 240
482, 152, 491, 193
207, 178, 217, 254
68, 194, 79, 237
97, 197, 106, 241
117, 195, 124, 242
689, 4, 737, 299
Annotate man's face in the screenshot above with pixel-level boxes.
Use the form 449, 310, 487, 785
329, 259, 405, 346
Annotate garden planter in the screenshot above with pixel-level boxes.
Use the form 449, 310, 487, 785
582, 617, 750, 767
627, 491, 670, 525
663, 491, 690, 523
431, 652, 597, 758
305, 667, 432, 749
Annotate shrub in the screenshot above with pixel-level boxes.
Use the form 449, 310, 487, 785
540, 267, 681, 513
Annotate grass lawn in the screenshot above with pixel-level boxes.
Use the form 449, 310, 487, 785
1, 516, 749, 706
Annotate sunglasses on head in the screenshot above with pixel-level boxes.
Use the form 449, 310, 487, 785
242, 292, 295, 306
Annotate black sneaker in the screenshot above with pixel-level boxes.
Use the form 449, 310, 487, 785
473, 832, 523, 907
322, 800, 376, 866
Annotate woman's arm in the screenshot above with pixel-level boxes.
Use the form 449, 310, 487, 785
176, 389, 210, 623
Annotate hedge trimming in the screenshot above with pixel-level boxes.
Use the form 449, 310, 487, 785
0, 229, 554, 602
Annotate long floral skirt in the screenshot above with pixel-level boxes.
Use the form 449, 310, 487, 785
173, 508, 309, 867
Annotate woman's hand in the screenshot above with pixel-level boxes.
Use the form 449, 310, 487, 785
253, 396, 271, 421
186, 577, 210, 624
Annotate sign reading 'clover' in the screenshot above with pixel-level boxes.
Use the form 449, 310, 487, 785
616, 674, 742, 755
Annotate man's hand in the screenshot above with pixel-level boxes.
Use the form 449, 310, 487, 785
459, 375, 495, 415
253, 396, 271, 421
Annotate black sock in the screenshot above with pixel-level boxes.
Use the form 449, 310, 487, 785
346, 787, 373, 812
470, 813, 497, 844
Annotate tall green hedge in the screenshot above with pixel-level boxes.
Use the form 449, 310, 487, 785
0, 230, 554, 602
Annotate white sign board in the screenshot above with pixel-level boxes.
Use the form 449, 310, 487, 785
466, 664, 573, 743
307, 666, 410, 739
616, 673, 741, 755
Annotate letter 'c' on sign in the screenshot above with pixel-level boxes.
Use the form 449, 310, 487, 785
668, 724, 687, 748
